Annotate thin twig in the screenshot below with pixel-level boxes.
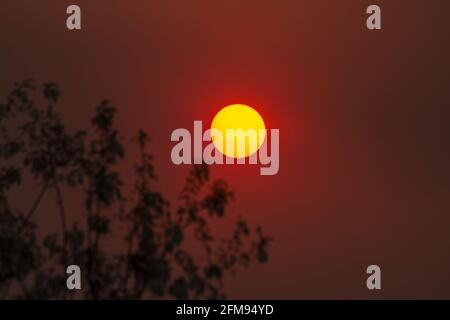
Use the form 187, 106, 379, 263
12, 182, 48, 238
53, 180, 68, 261
53, 179, 69, 299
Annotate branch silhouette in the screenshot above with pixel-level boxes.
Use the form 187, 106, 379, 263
0, 80, 272, 299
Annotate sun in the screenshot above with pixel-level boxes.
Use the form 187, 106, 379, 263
210, 104, 266, 159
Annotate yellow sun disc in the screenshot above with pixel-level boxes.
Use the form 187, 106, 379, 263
210, 104, 266, 159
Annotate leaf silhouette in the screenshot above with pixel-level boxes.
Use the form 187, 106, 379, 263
0, 80, 272, 299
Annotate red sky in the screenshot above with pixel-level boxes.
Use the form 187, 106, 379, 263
1, 0, 450, 298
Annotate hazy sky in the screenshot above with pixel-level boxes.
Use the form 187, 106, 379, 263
1, 0, 450, 298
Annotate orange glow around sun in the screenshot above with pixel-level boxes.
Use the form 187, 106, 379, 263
210, 104, 266, 159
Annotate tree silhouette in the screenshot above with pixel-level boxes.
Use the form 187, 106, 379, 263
0, 80, 271, 299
